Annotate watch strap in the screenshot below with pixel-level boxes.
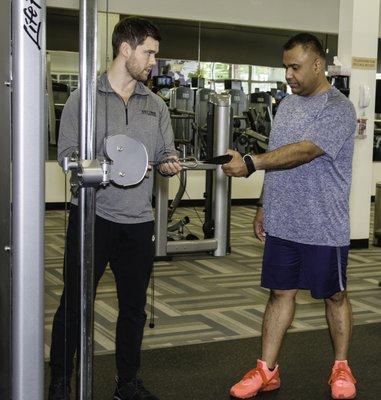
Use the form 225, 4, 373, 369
243, 154, 256, 177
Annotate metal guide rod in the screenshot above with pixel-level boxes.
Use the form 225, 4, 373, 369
154, 174, 170, 258
78, 0, 97, 399
12, 0, 45, 399
211, 93, 231, 257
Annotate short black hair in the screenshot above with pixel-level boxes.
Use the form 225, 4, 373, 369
283, 33, 326, 60
112, 17, 161, 59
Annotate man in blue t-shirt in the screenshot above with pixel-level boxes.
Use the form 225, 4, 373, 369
222, 33, 357, 400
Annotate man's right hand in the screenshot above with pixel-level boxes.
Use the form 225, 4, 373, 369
158, 156, 182, 176
253, 207, 266, 242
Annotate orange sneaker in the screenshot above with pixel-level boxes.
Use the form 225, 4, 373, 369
329, 360, 357, 399
230, 359, 281, 399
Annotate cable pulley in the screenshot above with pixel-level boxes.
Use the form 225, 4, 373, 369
62, 134, 232, 194
104, 134, 149, 186
63, 134, 149, 192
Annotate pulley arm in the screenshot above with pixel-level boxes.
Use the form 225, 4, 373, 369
63, 154, 110, 191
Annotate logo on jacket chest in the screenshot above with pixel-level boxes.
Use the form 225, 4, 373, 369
141, 110, 157, 117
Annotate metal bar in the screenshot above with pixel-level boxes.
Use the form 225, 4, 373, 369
212, 94, 231, 257
154, 173, 169, 258
78, 0, 97, 399
167, 239, 218, 254
204, 102, 215, 239
245, 129, 269, 143
169, 108, 196, 116
0, 0, 11, 398
11, 1, 45, 399
181, 163, 217, 170
170, 114, 195, 120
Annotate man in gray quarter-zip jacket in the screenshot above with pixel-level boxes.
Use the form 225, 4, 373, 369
49, 17, 181, 400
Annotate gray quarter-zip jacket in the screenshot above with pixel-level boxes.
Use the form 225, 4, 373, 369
58, 72, 177, 224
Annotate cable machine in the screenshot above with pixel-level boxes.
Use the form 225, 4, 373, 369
0, 0, 99, 398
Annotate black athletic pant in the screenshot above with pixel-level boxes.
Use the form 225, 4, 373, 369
50, 205, 155, 381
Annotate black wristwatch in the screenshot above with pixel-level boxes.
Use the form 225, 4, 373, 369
243, 154, 256, 177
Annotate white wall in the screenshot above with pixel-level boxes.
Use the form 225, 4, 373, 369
168, 170, 264, 199
97, 12, 119, 72
46, 1, 381, 43
47, 0, 341, 34
48, 51, 79, 73
46, 162, 71, 202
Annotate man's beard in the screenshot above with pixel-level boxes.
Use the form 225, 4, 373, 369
125, 59, 148, 82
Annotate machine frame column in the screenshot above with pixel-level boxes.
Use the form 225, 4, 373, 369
0, 0, 12, 398
11, 1, 46, 399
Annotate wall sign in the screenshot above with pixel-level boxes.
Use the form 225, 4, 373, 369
352, 57, 376, 70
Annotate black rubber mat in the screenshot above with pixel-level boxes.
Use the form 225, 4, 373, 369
45, 323, 381, 400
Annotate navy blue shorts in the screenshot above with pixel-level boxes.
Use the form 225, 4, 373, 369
261, 235, 349, 299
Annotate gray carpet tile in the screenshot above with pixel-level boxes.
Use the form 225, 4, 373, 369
44, 205, 381, 357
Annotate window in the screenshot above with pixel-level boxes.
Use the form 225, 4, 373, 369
241, 81, 249, 94
200, 62, 230, 80
213, 63, 230, 80
232, 64, 249, 81
251, 66, 284, 82
156, 58, 286, 95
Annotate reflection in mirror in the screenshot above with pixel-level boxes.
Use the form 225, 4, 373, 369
46, 51, 79, 160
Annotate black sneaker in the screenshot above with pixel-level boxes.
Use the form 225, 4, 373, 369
48, 376, 71, 400
113, 377, 159, 400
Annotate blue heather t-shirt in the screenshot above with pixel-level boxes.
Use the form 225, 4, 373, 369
263, 87, 356, 246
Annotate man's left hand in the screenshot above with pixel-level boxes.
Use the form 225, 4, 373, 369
221, 149, 248, 177
158, 155, 182, 176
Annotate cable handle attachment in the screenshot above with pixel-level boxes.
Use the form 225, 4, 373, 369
153, 155, 231, 170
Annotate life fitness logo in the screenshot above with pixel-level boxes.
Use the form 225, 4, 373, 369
23, 0, 42, 50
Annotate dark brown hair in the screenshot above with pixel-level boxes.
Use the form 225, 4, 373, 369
112, 17, 161, 59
